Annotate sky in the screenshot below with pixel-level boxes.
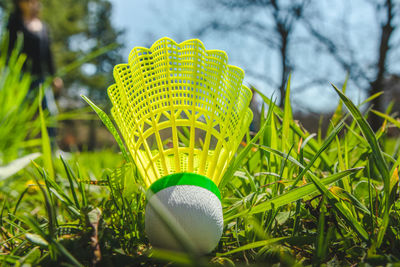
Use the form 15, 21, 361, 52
109, 0, 398, 114
0, 0, 397, 114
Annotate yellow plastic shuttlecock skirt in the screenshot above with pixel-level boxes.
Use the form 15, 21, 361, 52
107, 37, 253, 253
108, 37, 253, 188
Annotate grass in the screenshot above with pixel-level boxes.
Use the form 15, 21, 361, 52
1, 45, 400, 266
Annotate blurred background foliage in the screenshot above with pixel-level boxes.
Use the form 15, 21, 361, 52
0, 0, 123, 151
1, 0, 123, 103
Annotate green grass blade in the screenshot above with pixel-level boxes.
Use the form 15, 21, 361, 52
330, 186, 370, 215
23, 215, 83, 267
306, 168, 369, 241
51, 239, 84, 267
76, 163, 88, 208
282, 75, 292, 153
253, 87, 333, 167
81, 95, 132, 162
0, 153, 41, 180
331, 84, 390, 246
27, 173, 56, 238
290, 121, 345, 189
217, 236, 314, 256
281, 76, 292, 182
39, 87, 54, 179
359, 91, 384, 107
316, 197, 327, 263
256, 168, 362, 212
25, 233, 49, 247
335, 135, 353, 196
150, 249, 194, 265
219, 100, 275, 189
332, 84, 389, 179
371, 109, 400, 129
32, 161, 80, 217
329, 74, 348, 133
224, 168, 362, 221
60, 157, 80, 210
389, 166, 399, 207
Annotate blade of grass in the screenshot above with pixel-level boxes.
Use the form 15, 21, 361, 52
32, 161, 79, 217
389, 167, 398, 205
18, 246, 41, 265
359, 91, 384, 107
224, 167, 362, 221
330, 74, 348, 129
306, 167, 369, 241
282, 75, 292, 153
60, 157, 80, 210
290, 121, 345, 189
335, 134, 353, 212
332, 84, 389, 179
218, 99, 275, 189
150, 248, 195, 265
252, 87, 333, 167
0, 152, 41, 180
281, 76, 292, 184
329, 186, 371, 215
332, 84, 389, 246
145, 189, 202, 262
76, 163, 88, 208
39, 86, 54, 179
371, 109, 400, 129
81, 95, 132, 163
22, 216, 83, 267
25, 233, 48, 247
315, 196, 327, 264
31, 167, 57, 238
217, 236, 314, 256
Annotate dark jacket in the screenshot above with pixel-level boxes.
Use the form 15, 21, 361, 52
7, 13, 55, 79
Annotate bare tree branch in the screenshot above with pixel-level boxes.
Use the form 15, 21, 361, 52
301, 18, 371, 85
291, 78, 329, 94
195, 0, 310, 107
245, 69, 279, 88
369, 0, 396, 130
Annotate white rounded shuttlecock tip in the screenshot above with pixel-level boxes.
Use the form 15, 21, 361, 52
145, 184, 223, 254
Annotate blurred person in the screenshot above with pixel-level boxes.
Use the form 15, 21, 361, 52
7, 0, 63, 148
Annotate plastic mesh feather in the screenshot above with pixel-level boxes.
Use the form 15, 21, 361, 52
108, 37, 253, 187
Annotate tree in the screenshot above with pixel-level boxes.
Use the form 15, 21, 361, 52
41, 0, 123, 102
196, 0, 310, 107
303, 0, 398, 130
369, 0, 397, 130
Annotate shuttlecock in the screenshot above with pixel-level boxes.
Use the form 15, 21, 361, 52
108, 37, 253, 254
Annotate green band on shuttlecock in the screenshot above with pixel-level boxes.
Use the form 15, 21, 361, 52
148, 173, 221, 201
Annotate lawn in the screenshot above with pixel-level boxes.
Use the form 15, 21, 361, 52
1, 44, 400, 266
